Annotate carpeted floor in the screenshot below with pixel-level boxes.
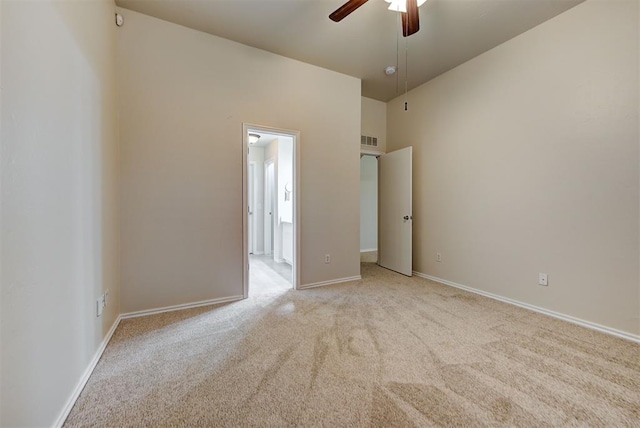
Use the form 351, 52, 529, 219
65, 263, 640, 427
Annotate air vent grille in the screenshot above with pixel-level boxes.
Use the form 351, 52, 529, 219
361, 135, 378, 147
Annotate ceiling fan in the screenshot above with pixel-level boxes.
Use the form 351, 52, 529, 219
329, 0, 421, 37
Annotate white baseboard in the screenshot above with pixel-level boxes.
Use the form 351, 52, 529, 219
299, 275, 361, 290
54, 315, 122, 427
54, 294, 244, 426
413, 271, 640, 344
120, 295, 244, 319
360, 248, 378, 253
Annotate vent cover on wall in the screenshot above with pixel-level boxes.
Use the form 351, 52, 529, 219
361, 135, 378, 147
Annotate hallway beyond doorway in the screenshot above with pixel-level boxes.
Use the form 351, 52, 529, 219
244, 124, 299, 298
249, 254, 291, 296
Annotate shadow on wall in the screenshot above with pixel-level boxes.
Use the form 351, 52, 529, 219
54, 0, 115, 77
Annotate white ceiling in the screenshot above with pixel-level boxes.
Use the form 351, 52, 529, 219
115, 0, 585, 102
249, 132, 279, 147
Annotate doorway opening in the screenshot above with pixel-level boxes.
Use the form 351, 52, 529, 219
360, 154, 379, 263
360, 147, 413, 276
243, 124, 300, 297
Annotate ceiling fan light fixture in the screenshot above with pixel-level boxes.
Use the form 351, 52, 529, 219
248, 133, 260, 144
385, 0, 427, 13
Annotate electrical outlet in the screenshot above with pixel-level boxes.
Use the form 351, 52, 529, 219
96, 294, 105, 317
436, 252, 442, 262
538, 273, 548, 286
325, 254, 331, 264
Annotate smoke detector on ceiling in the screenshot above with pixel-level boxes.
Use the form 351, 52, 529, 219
385, 66, 397, 76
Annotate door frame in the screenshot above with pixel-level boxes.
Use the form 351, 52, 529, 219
359, 152, 380, 263
263, 159, 275, 256
242, 123, 301, 298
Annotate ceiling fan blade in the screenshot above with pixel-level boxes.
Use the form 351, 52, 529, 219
329, 0, 369, 22
402, 0, 420, 37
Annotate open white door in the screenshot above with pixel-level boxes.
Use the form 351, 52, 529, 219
264, 161, 275, 255
378, 146, 412, 276
248, 163, 255, 254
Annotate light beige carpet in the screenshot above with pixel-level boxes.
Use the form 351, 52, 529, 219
65, 263, 640, 427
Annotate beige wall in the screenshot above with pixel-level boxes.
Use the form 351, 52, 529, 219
0, 0, 120, 426
361, 96, 387, 153
388, 0, 639, 335
117, 8, 361, 312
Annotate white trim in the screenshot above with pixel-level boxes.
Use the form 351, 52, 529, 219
243, 123, 301, 296
53, 315, 122, 427
120, 295, 244, 320
360, 248, 378, 253
360, 148, 384, 156
242, 125, 249, 299
413, 271, 640, 344
294, 130, 301, 291
299, 276, 362, 290
54, 294, 243, 426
